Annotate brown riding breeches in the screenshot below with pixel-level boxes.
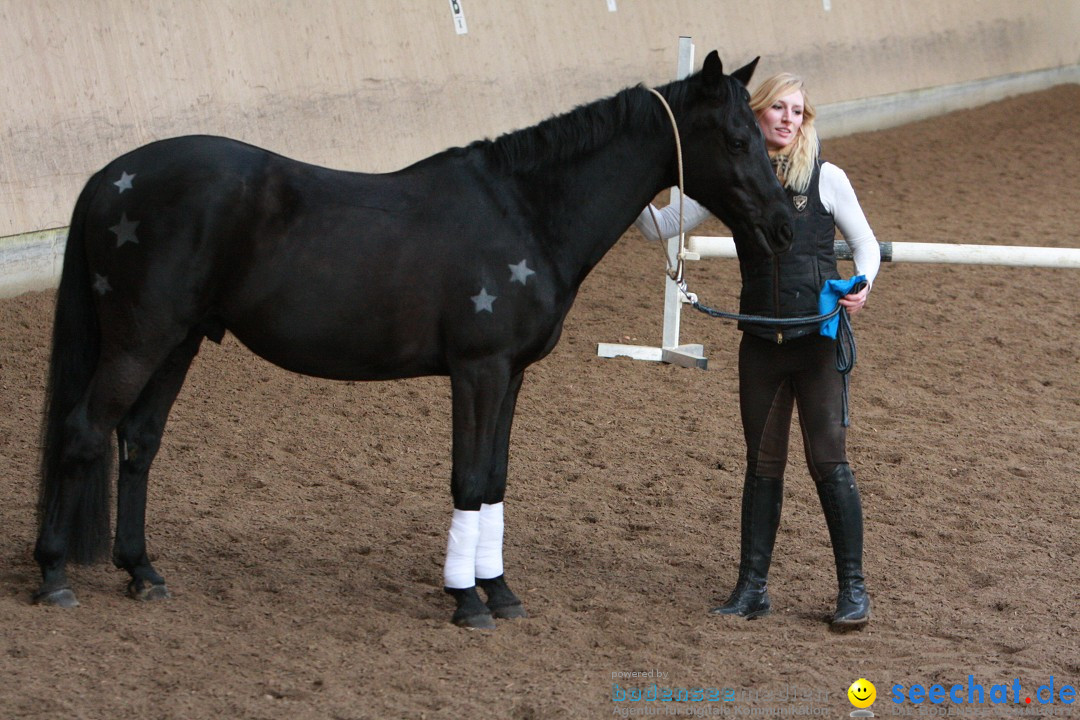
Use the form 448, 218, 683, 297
739, 332, 849, 482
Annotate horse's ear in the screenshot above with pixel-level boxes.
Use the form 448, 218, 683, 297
702, 50, 723, 85
731, 56, 760, 87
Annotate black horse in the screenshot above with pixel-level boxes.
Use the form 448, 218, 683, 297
33, 51, 792, 628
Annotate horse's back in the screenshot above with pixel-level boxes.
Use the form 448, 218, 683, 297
81, 135, 559, 380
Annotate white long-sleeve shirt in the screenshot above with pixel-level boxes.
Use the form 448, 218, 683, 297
634, 162, 881, 287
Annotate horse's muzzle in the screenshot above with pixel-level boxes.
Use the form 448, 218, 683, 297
754, 220, 793, 257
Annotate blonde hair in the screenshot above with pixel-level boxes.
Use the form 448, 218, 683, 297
749, 73, 819, 194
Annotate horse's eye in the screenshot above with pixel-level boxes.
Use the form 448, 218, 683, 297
730, 138, 748, 152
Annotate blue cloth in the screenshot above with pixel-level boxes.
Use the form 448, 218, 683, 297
819, 275, 866, 339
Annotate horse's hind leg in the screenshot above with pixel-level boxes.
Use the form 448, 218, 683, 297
34, 350, 170, 606
113, 331, 203, 601
33, 402, 114, 607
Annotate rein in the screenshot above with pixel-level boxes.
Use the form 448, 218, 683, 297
647, 87, 858, 426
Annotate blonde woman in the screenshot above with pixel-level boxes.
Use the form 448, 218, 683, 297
636, 73, 880, 628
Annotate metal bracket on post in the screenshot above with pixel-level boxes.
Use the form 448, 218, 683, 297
658, 219, 706, 369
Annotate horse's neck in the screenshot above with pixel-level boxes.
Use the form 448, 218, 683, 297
529, 131, 675, 288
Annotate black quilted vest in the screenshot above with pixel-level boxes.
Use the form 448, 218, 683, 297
737, 161, 839, 343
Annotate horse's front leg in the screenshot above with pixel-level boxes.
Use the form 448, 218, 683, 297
444, 362, 521, 629
476, 369, 527, 620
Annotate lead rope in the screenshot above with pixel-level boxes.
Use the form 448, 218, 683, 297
645, 87, 686, 285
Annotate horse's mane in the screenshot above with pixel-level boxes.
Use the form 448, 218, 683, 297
465, 75, 699, 175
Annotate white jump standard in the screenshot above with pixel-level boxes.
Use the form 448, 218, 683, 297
598, 237, 1080, 369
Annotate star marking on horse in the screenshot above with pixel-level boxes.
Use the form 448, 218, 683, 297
113, 171, 135, 194
93, 274, 112, 295
471, 288, 496, 313
508, 259, 535, 285
110, 213, 139, 248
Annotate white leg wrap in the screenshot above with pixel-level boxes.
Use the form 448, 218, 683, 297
475, 502, 505, 580
443, 509, 481, 589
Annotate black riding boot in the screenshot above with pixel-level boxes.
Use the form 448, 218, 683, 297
816, 464, 871, 628
709, 474, 783, 619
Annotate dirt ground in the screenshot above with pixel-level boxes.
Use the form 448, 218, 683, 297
1, 86, 1078, 720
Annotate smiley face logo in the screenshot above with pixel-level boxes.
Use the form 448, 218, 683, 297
848, 678, 876, 709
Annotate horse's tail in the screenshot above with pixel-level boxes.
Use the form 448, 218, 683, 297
37, 169, 112, 564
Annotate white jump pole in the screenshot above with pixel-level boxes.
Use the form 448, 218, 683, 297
687, 236, 1080, 268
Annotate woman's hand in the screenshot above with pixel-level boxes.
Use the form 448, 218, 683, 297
838, 285, 869, 316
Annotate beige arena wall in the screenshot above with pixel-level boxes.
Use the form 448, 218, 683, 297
2, 0, 1078, 244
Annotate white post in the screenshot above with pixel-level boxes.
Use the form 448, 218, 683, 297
659, 40, 695, 352
657, 187, 706, 368
660, 235, 683, 350
657, 39, 706, 367
676, 35, 694, 79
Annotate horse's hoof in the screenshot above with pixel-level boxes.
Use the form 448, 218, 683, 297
128, 581, 171, 602
451, 611, 497, 630
445, 586, 495, 629
477, 576, 526, 619
33, 587, 79, 608
489, 602, 527, 620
